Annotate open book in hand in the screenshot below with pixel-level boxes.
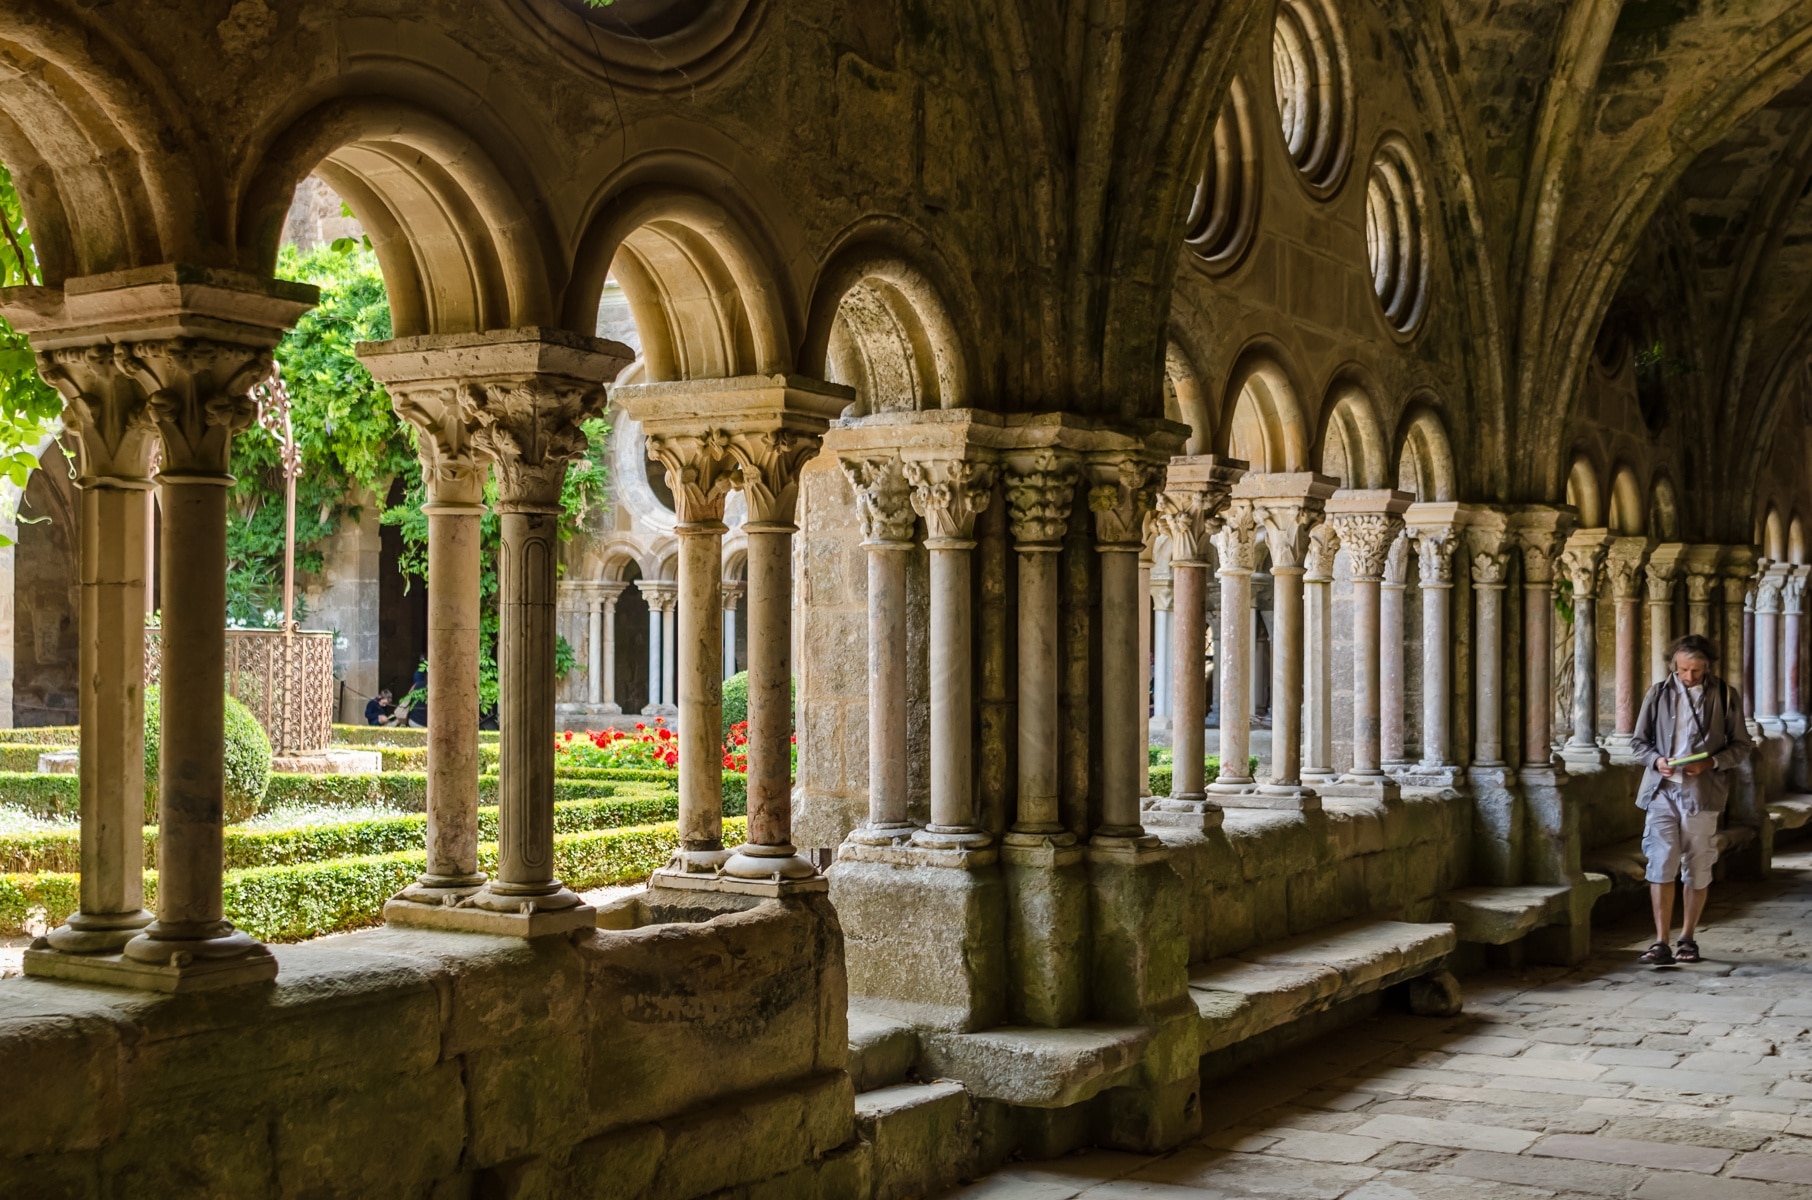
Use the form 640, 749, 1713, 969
1667, 751, 1710, 767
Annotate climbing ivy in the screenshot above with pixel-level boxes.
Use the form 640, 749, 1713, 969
0, 163, 68, 545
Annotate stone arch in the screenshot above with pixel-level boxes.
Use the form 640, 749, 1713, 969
1649, 474, 1681, 542
1164, 337, 1213, 455
236, 98, 559, 336
1393, 400, 1457, 502
1764, 506, 1787, 561
1566, 454, 1603, 528
566, 179, 793, 382
654, 548, 679, 584
597, 542, 649, 584
0, 4, 206, 281
1217, 348, 1310, 472
1315, 377, 1389, 489
1607, 465, 1645, 536
1791, 514, 1807, 566
722, 544, 748, 583
801, 236, 973, 413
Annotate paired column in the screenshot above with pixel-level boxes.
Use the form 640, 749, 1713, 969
842, 457, 918, 842
359, 347, 494, 911
1559, 529, 1610, 769
1149, 455, 1243, 825
907, 455, 996, 848
1003, 450, 1080, 842
1756, 563, 1787, 736
1604, 538, 1651, 755
600, 583, 624, 711
637, 580, 668, 710
1150, 576, 1173, 726
1208, 501, 1259, 793
1784, 568, 1808, 735
1467, 523, 1512, 770
1408, 521, 1458, 779
1380, 533, 1411, 768
1644, 545, 1685, 686
1088, 454, 1163, 841
1248, 475, 1333, 808
722, 581, 744, 680
1327, 489, 1410, 798
1511, 511, 1571, 775
1301, 525, 1341, 784
1721, 550, 1757, 737
29, 346, 162, 958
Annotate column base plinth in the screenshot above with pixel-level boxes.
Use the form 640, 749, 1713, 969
1559, 742, 1609, 770
1242, 784, 1323, 812
1393, 763, 1465, 788
1087, 830, 1164, 856
384, 891, 596, 937
722, 844, 819, 881
1206, 777, 1258, 796
1139, 796, 1224, 831
1001, 837, 1088, 1027
837, 836, 998, 871
646, 866, 829, 897
670, 847, 734, 873
847, 822, 917, 847
393, 874, 487, 908
1760, 717, 1787, 738
912, 826, 994, 851
25, 941, 276, 993
1747, 719, 1764, 740
1087, 838, 1183, 1024
1003, 826, 1079, 850
1312, 775, 1402, 803
1783, 714, 1808, 736
43, 909, 153, 953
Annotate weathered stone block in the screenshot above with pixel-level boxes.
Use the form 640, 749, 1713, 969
856, 1081, 974, 1200
554, 1123, 665, 1200
467, 1033, 591, 1166
847, 1004, 919, 1091
103, 1103, 273, 1200
274, 1063, 466, 1198
648, 1072, 854, 1200
1002, 844, 1090, 1026
1088, 844, 1187, 1023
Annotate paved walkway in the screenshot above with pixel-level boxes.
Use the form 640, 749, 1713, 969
946, 847, 1812, 1199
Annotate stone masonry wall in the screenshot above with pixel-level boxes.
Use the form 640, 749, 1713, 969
0, 897, 864, 1200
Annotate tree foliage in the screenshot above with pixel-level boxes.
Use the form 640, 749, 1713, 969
0, 163, 68, 543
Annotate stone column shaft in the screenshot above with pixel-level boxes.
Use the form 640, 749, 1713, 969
1614, 596, 1640, 735
1016, 548, 1065, 828
1210, 501, 1257, 792
723, 594, 739, 680
1329, 495, 1408, 788
1170, 565, 1208, 799
1472, 551, 1509, 766
843, 456, 917, 840
588, 600, 605, 706
1420, 567, 1452, 768
1756, 568, 1784, 732
662, 596, 678, 712
645, 595, 664, 709
492, 506, 564, 894
1524, 581, 1555, 766
676, 523, 726, 857
1152, 600, 1173, 719
601, 595, 619, 708
415, 501, 485, 894
1303, 526, 1337, 781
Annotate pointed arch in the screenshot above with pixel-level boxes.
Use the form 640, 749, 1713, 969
1566, 454, 1604, 528
1608, 464, 1645, 535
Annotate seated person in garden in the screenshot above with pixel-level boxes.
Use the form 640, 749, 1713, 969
1629, 633, 1753, 966
364, 689, 396, 726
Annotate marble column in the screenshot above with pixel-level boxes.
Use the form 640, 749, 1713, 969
722, 581, 743, 680
1327, 490, 1410, 798
1408, 521, 1459, 781
842, 456, 918, 842
1148, 454, 1243, 825
1512, 515, 1570, 772
1087, 455, 1160, 841
639, 582, 666, 710
600, 583, 624, 712
1784, 568, 1808, 735
357, 347, 494, 913
1721, 550, 1757, 738
907, 456, 995, 847
1560, 529, 1610, 769
1302, 524, 1340, 786
4, 274, 312, 989
1604, 538, 1651, 756
662, 588, 679, 715
1151, 576, 1173, 724
1004, 451, 1080, 841
1208, 500, 1259, 794
1138, 547, 1153, 795
27, 346, 162, 960
1470, 537, 1511, 767
1249, 476, 1334, 808
1756, 563, 1787, 736
1644, 545, 1685, 687
1465, 518, 1520, 886
721, 413, 841, 883
448, 332, 628, 932
1380, 533, 1411, 769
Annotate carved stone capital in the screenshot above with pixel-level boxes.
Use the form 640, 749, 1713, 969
1329, 511, 1403, 580
1604, 539, 1651, 602
1470, 551, 1509, 587
840, 456, 918, 545
1086, 455, 1159, 548
1150, 577, 1174, 609
1645, 563, 1678, 604
387, 382, 488, 506
34, 344, 160, 483
1003, 450, 1080, 548
1684, 569, 1718, 604
725, 429, 821, 526
1382, 531, 1411, 586
906, 457, 994, 544
471, 378, 611, 510
1561, 544, 1608, 599
1156, 454, 1244, 565
1411, 525, 1457, 587
1514, 533, 1566, 585
1211, 500, 1259, 574
1305, 523, 1340, 581
1783, 569, 1809, 614
1757, 571, 1786, 615
646, 429, 737, 526
116, 338, 272, 477
1255, 503, 1323, 573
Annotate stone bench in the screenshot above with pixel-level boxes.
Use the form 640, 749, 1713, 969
1769, 794, 1812, 833
1436, 877, 1612, 945
1190, 918, 1457, 1056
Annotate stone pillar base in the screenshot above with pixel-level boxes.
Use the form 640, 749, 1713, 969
556, 702, 623, 724
1392, 763, 1465, 789
1466, 765, 1524, 888
1139, 796, 1224, 831
1243, 785, 1322, 812
1087, 839, 1187, 1024
646, 866, 829, 899
1518, 765, 1579, 889
1760, 717, 1788, 738
1559, 742, 1609, 770
829, 839, 1006, 1032
23, 943, 276, 993
382, 897, 596, 937
1098, 1072, 1203, 1155
1784, 714, 1808, 737
1001, 836, 1090, 1027
1317, 775, 1403, 803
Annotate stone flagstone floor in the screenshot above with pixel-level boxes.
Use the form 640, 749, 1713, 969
943, 846, 1812, 1199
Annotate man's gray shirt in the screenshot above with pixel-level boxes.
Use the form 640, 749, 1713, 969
1628, 673, 1753, 814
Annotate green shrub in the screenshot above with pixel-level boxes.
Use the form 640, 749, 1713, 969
375, 745, 502, 773
1145, 755, 1257, 798
0, 744, 63, 772
144, 685, 272, 823
0, 726, 78, 746
0, 772, 79, 818
0, 870, 83, 934
331, 724, 501, 748
722, 671, 750, 732
0, 829, 81, 873
264, 772, 430, 811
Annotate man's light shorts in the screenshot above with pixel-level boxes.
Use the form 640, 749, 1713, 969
1642, 789, 1720, 889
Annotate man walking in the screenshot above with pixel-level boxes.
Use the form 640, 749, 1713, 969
1629, 634, 1753, 965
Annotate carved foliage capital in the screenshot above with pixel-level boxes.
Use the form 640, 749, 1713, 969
1603, 546, 1648, 601
1306, 523, 1340, 580
1412, 527, 1456, 587
1329, 511, 1403, 580
1514, 529, 1566, 585
1087, 457, 1159, 548
468, 378, 609, 508
646, 429, 737, 525
1256, 503, 1321, 572
1783, 572, 1808, 613
1684, 569, 1718, 604
1003, 452, 1079, 547
35, 344, 159, 482
389, 381, 487, 506
116, 338, 272, 476
1644, 563, 1679, 604
1757, 573, 1786, 614
1561, 544, 1608, 599
1211, 499, 1259, 573
726, 429, 822, 526
906, 457, 994, 543
1382, 531, 1411, 586
1153, 488, 1216, 564
1470, 551, 1509, 587
840, 456, 917, 544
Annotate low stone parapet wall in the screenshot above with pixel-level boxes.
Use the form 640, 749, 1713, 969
0, 895, 862, 1198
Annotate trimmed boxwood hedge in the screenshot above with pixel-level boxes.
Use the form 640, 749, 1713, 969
0, 726, 78, 746
1146, 755, 1259, 798
0, 772, 78, 818
0, 816, 750, 941
0, 745, 64, 772
376, 745, 503, 773
331, 724, 502, 748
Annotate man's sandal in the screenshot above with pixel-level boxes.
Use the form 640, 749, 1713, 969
1675, 938, 1702, 964
1638, 942, 1675, 965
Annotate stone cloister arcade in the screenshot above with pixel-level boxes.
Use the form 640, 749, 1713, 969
5, 0, 1812, 1196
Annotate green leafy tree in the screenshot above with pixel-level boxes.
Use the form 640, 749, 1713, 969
0, 163, 68, 544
